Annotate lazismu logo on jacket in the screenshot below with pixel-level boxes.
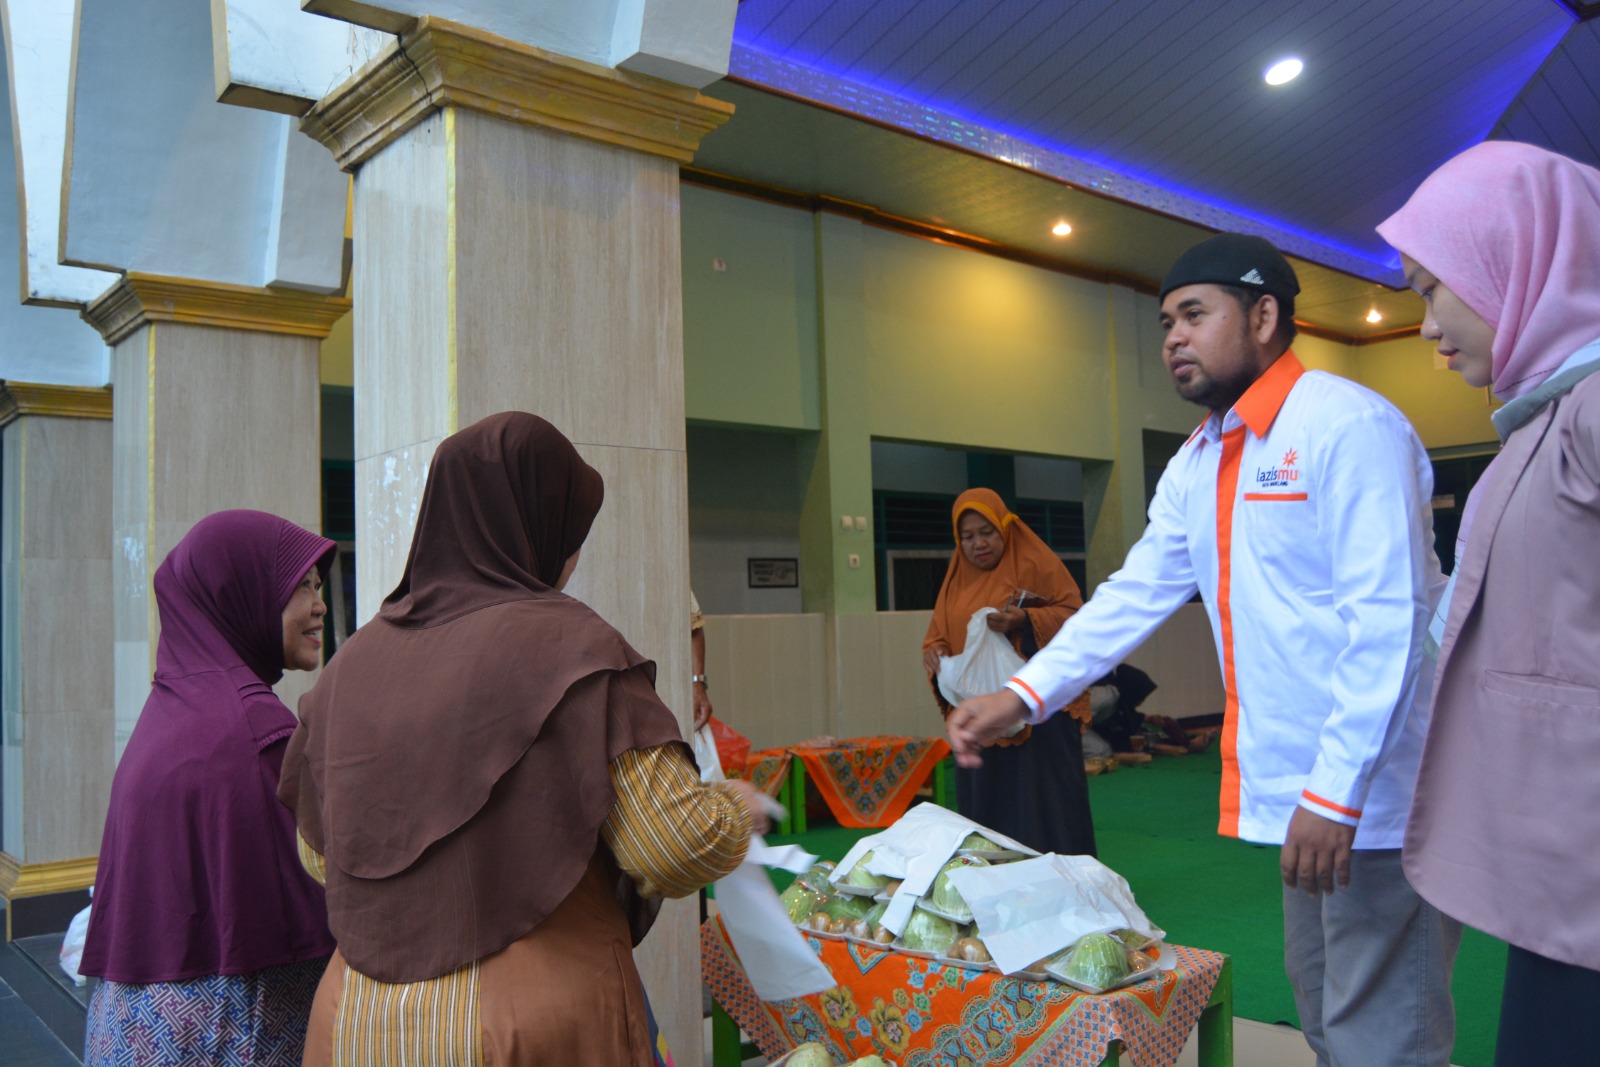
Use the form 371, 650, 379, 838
1253, 449, 1301, 488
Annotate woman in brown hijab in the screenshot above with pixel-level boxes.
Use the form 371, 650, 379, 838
278, 412, 769, 1066
922, 488, 1097, 856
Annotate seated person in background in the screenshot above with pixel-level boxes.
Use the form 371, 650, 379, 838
1085, 663, 1159, 754
922, 488, 1097, 856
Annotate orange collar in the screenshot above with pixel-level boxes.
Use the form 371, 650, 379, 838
1232, 351, 1305, 438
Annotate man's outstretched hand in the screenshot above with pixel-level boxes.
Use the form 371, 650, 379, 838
946, 689, 1028, 768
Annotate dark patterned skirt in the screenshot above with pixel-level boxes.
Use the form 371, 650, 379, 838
955, 710, 1098, 856
84, 958, 327, 1067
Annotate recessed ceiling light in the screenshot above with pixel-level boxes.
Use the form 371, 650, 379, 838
1051, 221, 1073, 237
1365, 309, 1383, 324
1264, 58, 1303, 86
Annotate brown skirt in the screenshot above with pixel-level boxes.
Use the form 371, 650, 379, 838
302, 855, 654, 1066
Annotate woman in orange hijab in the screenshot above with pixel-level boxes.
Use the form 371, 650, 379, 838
923, 488, 1096, 856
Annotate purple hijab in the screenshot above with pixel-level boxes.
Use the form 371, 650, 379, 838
80, 510, 338, 984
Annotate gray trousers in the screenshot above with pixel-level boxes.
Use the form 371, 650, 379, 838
1282, 848, 1461, 1067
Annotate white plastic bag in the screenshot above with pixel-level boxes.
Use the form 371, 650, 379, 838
947, 853, 1169, 977
937, 608, 1026, 706
830, 804, 1038, 935
693, 724, 726, 783
715, 837, 835, 1000
59, 899, 92, 987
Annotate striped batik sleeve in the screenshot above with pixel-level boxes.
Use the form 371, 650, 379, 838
603, 744, 752, 899
297, 831, 327, 885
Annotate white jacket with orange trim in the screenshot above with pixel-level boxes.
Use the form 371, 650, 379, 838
1007, 353, 1443, 848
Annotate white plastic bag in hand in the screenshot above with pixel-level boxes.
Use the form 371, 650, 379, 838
59, 899, 92, 987
715, 838, 836, 1000
937, 608, 1026, 706
693, 724, 726, 783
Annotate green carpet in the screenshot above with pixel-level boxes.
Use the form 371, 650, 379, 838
766, 749, 1505, 1067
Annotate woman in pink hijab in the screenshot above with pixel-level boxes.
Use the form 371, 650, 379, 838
1378, 141, 1600, 1064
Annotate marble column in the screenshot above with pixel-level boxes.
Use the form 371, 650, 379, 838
299, 18, 731, 1060
0, 384, 111, 939
80, 274, 349, 758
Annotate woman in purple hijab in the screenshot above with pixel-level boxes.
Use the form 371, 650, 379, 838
80, 510, 338, 1066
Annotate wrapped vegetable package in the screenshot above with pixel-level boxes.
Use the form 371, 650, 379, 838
930, 855, 988, 916
780, 878, 828, 924
784, 1043, 834, 1067
900, 908, 962, 955
841, 850, 890, 889
1056, 932, 1131, 991
821, 893, 875, 923
797, 860, 837, 892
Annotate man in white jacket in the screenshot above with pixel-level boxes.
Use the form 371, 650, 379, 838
948, 233, 1459, 1067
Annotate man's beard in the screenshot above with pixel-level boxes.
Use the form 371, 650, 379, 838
1173, 321, 1258, 412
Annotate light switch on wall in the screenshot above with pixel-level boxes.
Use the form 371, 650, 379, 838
855, 516, 868, 531
840, 514, 853, 530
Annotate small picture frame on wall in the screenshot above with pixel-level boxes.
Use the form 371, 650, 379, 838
747, 557, 799, 589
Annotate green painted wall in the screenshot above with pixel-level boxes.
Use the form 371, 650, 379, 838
861, 228, 1118, 460
1355, 334, 1499, 451
681, 185, 821, 431
676, 185, 1503, 610
1293, 332, 1360, 380
320, 311, 353, 388
798, 213, 877, 614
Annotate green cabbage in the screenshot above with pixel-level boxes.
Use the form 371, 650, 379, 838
901, 908, 962, 954
862, 900, 888, 927
780, 879, 827, 924
846, 1057, 889, 1067
930, 855, 988, 915
1060, 933, 1131, 990
960, 832, 1000, 851
842, 850, 890, 889
821, 893, 875, 923
785, 1042, 834, 1067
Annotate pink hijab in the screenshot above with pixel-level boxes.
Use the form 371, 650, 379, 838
1377, 141, 1600, 401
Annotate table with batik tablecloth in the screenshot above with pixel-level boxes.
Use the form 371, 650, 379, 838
742, 748, 794, 799
784, 736, 954, 832
703, 917, 1233, 1067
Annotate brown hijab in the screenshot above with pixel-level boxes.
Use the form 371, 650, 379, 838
279, 413, 685, 982
923, 488, 1090, 725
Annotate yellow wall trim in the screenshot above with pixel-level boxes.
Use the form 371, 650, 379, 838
0, 383, 112, 427
300, 16, 735, 171
81, 273, 352, 346
0, 852, 98, 900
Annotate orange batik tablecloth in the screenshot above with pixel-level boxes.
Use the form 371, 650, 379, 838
790, 735, 952, 828
741, 748, 794, 799
702, 917, 1231, 1067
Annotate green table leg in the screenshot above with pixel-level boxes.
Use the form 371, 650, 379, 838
1197, 957, 1234, 1067
933, 755, 955, 810
788, 760, 807, 835
711, 999, 743, 1067
1097, 956, 1229, 1067
775, 763, 794, 836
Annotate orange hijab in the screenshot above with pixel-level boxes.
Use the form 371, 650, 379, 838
923, 488, 1085, 661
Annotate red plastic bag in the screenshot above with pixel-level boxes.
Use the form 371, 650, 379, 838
706, 715, 751, 778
